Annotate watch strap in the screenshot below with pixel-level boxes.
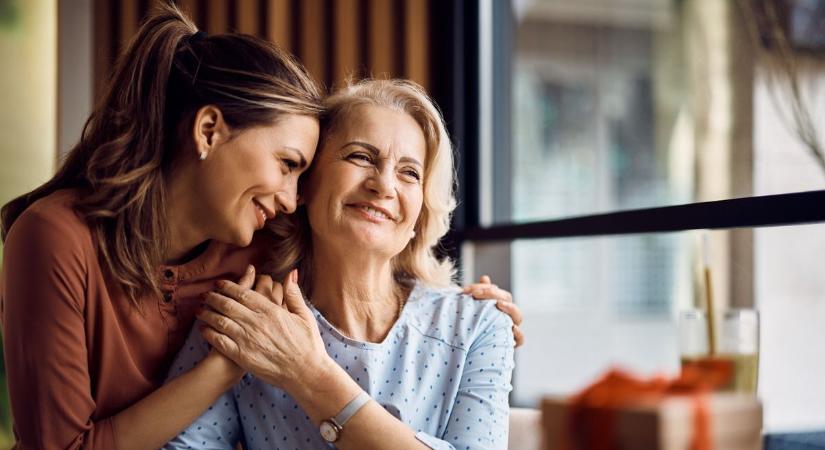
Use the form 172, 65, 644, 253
333, 391, 371, 427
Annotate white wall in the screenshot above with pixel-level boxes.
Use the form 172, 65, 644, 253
0, 0, 57, 210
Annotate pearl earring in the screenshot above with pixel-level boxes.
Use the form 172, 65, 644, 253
199, 151, 207, 161
410, 230, 416, 239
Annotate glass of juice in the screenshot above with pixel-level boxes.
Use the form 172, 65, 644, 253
678, 309, 710, 366
718, 308, 760, 394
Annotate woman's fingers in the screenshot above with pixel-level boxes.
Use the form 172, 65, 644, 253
254, 274, 273, 296
495, 300, 523, 325
215, 279, 268, 312
238, 265, 256, 289
269, 281, 284, 306
479, 275, 492, 284
463, 284, 496, 297
465, 284, 514, 304
196, 307, 244, 339
282, 270, 311, 319
200, 325, 240, 360
512, 325, 525, 347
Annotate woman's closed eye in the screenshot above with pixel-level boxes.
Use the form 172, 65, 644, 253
346, 151, 375, 166
400, 168, 421, 183
281, 157, 300, 173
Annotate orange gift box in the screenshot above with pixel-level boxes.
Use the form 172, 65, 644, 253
540, 363, 763, 450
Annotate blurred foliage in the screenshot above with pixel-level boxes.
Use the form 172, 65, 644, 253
0, 0, 19, 30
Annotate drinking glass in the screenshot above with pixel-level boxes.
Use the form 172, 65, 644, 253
718, 308, 760, 394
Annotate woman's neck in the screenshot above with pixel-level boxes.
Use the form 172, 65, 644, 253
164, 174, 208, 265
309, 245, 404, 343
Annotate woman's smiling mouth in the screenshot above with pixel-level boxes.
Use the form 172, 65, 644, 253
252, 199, 274, 229
346, 203, 399, 223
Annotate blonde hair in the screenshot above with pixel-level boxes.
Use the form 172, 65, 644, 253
266, 79, 457, 292
1, 2, 322, 307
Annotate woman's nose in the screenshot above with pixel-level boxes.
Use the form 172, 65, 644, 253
365, 167, 396, 198
275, 183, 298, 214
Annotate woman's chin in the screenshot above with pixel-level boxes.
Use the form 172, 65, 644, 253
227, 227, 255, 248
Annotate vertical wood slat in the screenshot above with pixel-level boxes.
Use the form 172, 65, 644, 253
207, 0, 230, 33
300, 0, 327, 87
368, 0, 394, 77
333, 0, 360, 87
120, 0, 139, 52
404, 0, 428, 89
93, 0, 113, 101
93, 0, 434, 102
266, 0, 292, 51
236, 0, 259, 34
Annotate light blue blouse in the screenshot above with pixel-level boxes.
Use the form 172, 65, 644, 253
162, 282, 515, 450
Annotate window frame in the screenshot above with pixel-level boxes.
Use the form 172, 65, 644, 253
429, 1, 825, 254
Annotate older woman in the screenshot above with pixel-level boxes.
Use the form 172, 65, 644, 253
164, 80, 515, 450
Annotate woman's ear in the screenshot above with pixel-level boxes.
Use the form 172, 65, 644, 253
192, 105, 228, 160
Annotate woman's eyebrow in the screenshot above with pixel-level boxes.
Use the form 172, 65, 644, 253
283, 146, 308, 169
345, 141, 423, 168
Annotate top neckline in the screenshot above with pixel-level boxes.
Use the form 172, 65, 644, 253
308, 281, 423, 350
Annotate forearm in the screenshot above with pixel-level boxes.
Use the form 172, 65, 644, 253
285, 359, 430, 450
111, 354, 242, 450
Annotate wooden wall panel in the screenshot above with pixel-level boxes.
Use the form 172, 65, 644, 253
368, 0, 394, 77
93, 0, 433, 100
119, 0, 140, 52
266, 0, 292, 52
300, 0, 327, 88
93, 0, 112, 101
404, 0, 428, 89
236, 0, 259, 35
333, 0, 360, 87
206, 0, 229, 33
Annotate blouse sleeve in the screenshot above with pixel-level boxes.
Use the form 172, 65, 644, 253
1, 208, 116, 449
161, 325, 241, 450
416, 308, 515, 450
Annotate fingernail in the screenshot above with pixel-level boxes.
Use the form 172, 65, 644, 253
247, 265, 254, 274
215, 280, 226, 289
292, 269, 298, 283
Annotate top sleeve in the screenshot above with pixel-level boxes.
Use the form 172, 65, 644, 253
1, 207, 116, 449
161, 325, 241, 450
418, 307, 515, 450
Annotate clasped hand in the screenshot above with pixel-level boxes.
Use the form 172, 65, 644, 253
197, 265, 329, 390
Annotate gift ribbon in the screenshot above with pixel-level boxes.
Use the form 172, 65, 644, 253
559, 358, 733, 450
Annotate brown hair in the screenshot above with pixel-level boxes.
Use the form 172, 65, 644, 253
266, 79, 457, 295
0, 2, 322, 306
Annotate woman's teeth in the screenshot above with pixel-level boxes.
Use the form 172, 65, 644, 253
360, 205, 390, 220
256, 204, 266, 223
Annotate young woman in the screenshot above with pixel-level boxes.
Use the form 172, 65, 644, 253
0, 4, 321, 449
0, 4, 521, 450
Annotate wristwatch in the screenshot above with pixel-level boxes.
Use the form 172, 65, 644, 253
319, 391, 371, 443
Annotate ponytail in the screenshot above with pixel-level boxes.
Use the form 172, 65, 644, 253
1, 1, 321, 306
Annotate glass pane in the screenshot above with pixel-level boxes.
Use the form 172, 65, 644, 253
756, 223, 825, 431
500, 0, 825, 224
509, 224, 825, 432
510, 232, 692, 401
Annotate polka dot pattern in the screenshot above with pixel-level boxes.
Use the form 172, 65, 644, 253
162, 283, 515, 450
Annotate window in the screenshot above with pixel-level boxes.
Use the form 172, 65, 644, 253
430, 0, 825, 432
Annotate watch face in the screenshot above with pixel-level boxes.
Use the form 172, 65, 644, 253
320, 420, 339, 442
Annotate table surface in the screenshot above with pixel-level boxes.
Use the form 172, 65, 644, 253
765, 432, 825, 450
